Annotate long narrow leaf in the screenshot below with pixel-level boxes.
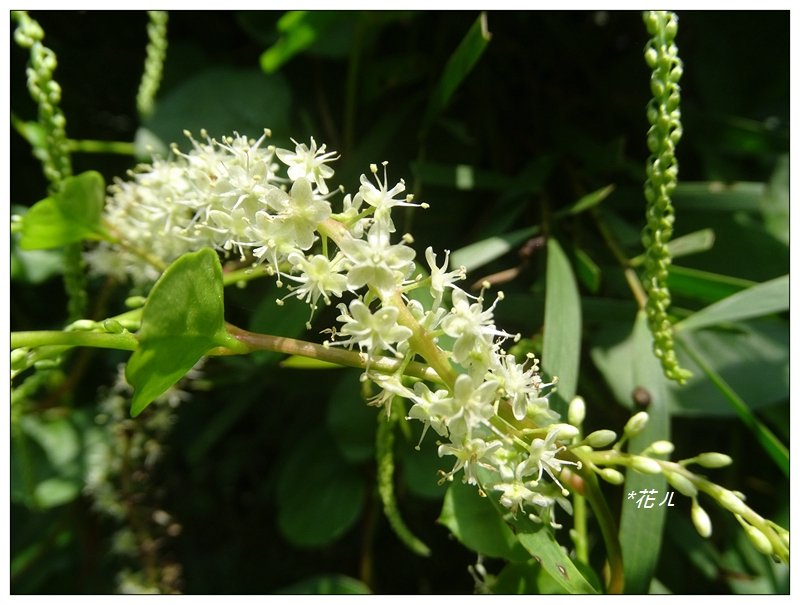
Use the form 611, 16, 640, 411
619, 311, 670, 594
677, 336, 789, 476
422, 13, 491, 131
676, 274, 788, 332
542, 238, 581, 411
450, 225, 539, 273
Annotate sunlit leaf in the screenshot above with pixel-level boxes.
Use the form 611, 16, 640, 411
19, 171, 108, 250
676, 275, 788, 332
126, 249, 242, 416
619, 311, 670, 594
542, 237, 581, 411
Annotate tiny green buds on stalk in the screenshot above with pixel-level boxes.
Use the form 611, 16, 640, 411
641, 10, 691, 384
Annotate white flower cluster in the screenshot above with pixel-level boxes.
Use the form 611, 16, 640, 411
88, 130, 577, 527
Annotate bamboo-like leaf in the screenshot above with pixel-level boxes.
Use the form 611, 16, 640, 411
618, 311, 670, 594
450, 225, 540, 273
675, 274, 788, 332
542, 238, 582, 411
422, 12, 491, 131
677, 336, 789, 476
667, 266, 754, 304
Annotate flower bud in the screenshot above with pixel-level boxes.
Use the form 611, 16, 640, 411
70, 319, 97, 331
647, 440, 674, 456
718, 489, 747, 516
125, 295, 147, 308
624, 412, 650, 438
551, 423, 580, 441
599, 468, 625, 485
691, 501, 712, 538
631, 456, 661, 475
567, 396, 585, 428
584, 430, 617, 449
665, 471, 697, 498
694, 452, 733, 468
103, 319, 124, 334
744, 524, 773, 556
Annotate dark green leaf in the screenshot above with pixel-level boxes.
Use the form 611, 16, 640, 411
542, 237, 582, 411
126, 249, 242, 416
673, 181, 766, 212
276, 428, 365, 548
260, 11, 344, 73
574, 247, 601, 293
326, 370, 376, 463
276, 574, 372, 595
557, 184, 614, 217
146, 67, 291, 145
422, 13, 491, 131
667, 265, 754, 304
619, 311, 670, 594
19, 171, 107, 250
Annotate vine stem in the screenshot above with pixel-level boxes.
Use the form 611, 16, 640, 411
225, 324, 444, 384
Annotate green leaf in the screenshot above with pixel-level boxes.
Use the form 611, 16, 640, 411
619, 311, 670, 594
666, 228, 716, 259
592, 317, 788, 417
559, 184, 615, 216
676, 336, 789, 476
667, 266, 754, 304
450, 225, 540, 273
673, 181, 766, 212
438, 479, 529, 563
276, 428, 365, 548
422, 13, 491, 131
676, 274, 788, 332
276, 574, 372, 595
19, 171, 107, 250
126, 249, 242, 416
516, 526, 600, 594
280, 355, 342, 369
574, 247, 601, 293
260, 11, 344, 73
146, 67, 291, 145
760, 154, 789, 245
542, 237, 582, 411
326, 370, 376, 463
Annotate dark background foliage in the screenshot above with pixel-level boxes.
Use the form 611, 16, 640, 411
10, 10, 789, 594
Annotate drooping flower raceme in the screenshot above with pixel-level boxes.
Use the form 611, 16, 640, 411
86, 128, 574, 528
84, 128, 788, 558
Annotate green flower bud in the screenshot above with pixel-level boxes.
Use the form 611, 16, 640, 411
665, 471, 697, 498
631, 456, 662, 475
744, 524, 773, 556
599, 468, 625, 485
694, 452, 733, 468
648, 440, 674, 456
70, 319, 97, 331
552, 423, 580, 441
584, 430, 617, 449
624, 411, 650, 437
125, 296, 147, 308
691, 500, 712, 538
567, 396, 585, 428
718, 490, 747, 516
103, 319, 124, 334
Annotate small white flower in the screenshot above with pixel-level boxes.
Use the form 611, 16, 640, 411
338, 221, 416, 299
438, 437, 502, 486
333, 299, 412, 357
275, 137, 338, 195
425, 247, 465, 310
517, 426, 580, 496
282, 252, 348, 308
355, 162, 423, 228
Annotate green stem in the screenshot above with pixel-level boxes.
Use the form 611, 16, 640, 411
391, 291, 458, 389
572, 493, 589, 565
226, 324, 443, 384
571, 453, 625, 594
222, 264, 272, 287
67, 139, 136, 155
593, 209, 647, 310
11, 330, 138, 351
